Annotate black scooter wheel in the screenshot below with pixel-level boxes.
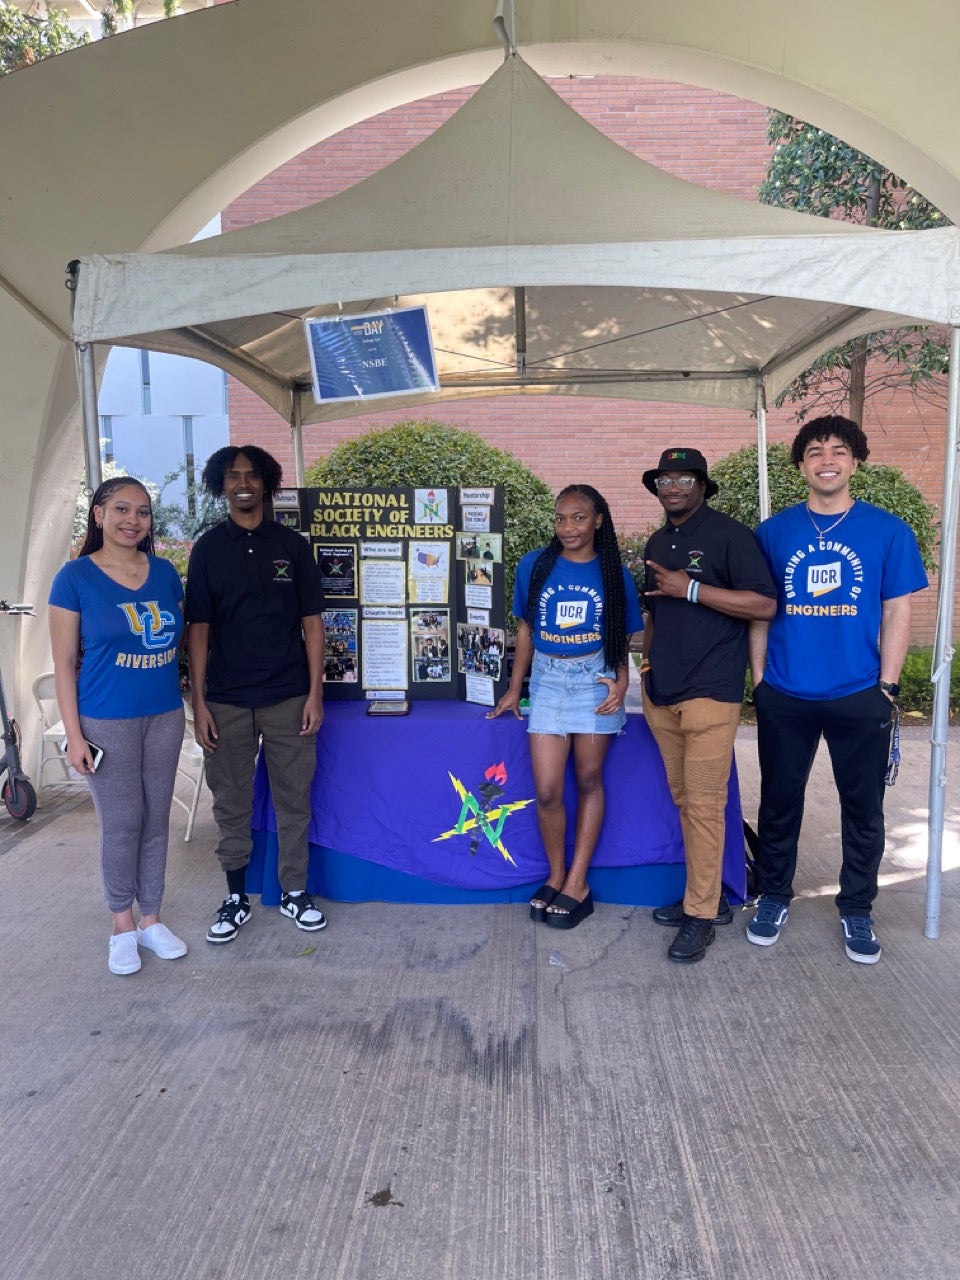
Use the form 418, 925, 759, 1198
3, 777, 37, 821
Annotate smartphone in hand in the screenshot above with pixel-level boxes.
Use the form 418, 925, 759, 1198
59, 736, 105, 772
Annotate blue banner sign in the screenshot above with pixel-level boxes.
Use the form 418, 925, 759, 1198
304, 306, 440, 404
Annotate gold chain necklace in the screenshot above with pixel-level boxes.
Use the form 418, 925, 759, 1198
805, 504, 853, 551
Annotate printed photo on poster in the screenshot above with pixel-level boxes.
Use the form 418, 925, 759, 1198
362, 619, 408, 689
317, 544, 356, 597
465, 559, 494, 588
457, 624, 504, 681
408, 541, 449, 605
361, 558, 406, 606
456, 532, 501, 562
411, 609, 451, 683
277, 509, 302, 532
455, 533, 481, 560
477, 534, 501, 562
323, 609, 359, 683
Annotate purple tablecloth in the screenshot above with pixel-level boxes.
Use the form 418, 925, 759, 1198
250, 701, 745, 902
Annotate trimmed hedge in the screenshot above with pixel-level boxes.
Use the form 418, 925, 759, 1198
305, 421, 556, 606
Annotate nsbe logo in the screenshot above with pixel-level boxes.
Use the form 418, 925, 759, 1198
807, 561, 842, 598
555, 600, 588, 630
118, 601, 176, 650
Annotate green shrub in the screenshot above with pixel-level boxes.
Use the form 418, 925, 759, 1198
305, 421, 556, 609
710, 442, 939, 570
618, 526, 659, 597
897, 648, 960, 717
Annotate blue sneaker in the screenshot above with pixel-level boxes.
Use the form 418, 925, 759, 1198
841, 914, 881, 964
746, 896, 789, 946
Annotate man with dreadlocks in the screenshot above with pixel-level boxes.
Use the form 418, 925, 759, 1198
186, 445, 328, 946
488, 485, 642, 930
642, 448, 777, 963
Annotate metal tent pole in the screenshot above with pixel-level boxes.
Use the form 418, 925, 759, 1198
67, 263, 102, 494
75, 342, 102, 494
925, 325, 960, 939
756, 379, 770, 520
291, 392, 306, 488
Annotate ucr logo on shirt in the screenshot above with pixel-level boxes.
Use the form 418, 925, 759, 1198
806, 561, 842, 598
117, 601, 177, 651
555, 600, 588, 629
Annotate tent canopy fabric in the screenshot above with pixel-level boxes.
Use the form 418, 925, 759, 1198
71, 56, 960, 426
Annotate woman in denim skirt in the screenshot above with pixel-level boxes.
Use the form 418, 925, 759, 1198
488, 485, 642, 929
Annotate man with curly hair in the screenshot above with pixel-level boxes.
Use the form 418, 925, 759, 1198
747, 416, 928, 963
186, 446, 328, 944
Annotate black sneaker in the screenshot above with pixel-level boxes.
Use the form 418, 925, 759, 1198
667, 916, 716, 963
652, 893, 733, 927
279, 891, 327, 932
206, 893, 251, 944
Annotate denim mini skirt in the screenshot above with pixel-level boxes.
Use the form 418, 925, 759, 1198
528, 648, 625, 736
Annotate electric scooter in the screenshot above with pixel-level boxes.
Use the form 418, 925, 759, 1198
0, 601, 38, 821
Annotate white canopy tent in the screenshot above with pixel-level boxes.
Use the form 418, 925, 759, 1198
69, 55, 959, 935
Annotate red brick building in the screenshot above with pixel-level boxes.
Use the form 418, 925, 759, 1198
224, 78, 951, 642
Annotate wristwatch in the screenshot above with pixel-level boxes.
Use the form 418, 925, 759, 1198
878, 680, 900, 698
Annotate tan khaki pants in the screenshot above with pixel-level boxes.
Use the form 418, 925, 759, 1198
643, 696, 740, 919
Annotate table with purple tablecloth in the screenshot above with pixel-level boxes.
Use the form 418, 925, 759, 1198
248, 700, 745, 906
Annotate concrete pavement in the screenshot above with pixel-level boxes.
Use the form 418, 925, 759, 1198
1, 724, 958, 1280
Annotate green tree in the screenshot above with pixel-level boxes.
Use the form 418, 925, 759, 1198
1, 1, 182, 75
710, 441, 939, 570
305, 420, 557, 608
758, 111, 950, 422
0, 2, 88, 73
152, 463, 225, 541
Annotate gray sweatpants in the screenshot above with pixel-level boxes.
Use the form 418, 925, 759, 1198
81, 707, 185, 915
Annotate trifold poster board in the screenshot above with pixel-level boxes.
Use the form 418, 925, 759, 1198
275, 486, 507, 707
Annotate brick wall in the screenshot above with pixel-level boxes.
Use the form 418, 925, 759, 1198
223, 78, 952, 643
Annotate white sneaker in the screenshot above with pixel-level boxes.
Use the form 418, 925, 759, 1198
108, 930, 141, 975
138, 922, 188, 960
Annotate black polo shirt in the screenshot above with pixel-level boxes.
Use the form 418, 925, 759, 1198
185, 517, 325, 708
643, 503, 775, 705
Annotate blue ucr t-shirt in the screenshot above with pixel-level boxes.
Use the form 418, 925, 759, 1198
513, 550, 643, 656
756, 500, 927, 701
48, 556, 184, 719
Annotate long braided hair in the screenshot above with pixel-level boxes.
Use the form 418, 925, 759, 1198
524, 484, 628, 671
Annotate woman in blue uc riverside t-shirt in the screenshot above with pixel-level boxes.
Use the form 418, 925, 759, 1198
488, 485, 642, 929
48, 478, 187, 976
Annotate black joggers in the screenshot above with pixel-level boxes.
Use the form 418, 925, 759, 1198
754, 680, 893, 915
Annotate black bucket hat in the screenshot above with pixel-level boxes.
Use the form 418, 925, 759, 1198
642, 447, 718, 499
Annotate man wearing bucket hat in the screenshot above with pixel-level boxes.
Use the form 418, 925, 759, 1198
641, 447, 777, 963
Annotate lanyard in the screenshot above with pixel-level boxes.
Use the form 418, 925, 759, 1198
884, 703, 900, 787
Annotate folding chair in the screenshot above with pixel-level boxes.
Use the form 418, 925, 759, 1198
32, 672, 88, 800
173, 699, 206, 842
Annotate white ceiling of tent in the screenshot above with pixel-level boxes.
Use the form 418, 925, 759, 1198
71, 55, 960, 425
